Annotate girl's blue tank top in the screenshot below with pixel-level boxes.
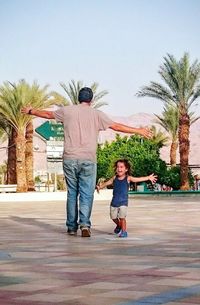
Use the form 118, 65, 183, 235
111, 176, 129, 207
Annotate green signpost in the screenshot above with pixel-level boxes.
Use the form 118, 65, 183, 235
35, 122, 64, 191
35, 121, 64, 141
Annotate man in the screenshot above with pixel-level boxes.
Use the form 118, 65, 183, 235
21, 87, 152, 237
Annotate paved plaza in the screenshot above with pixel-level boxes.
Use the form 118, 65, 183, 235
0, 195, 200, 305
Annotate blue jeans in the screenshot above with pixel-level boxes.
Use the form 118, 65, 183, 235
63, 159, 97, 231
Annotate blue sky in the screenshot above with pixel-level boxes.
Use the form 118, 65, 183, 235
1, 0, 200, 117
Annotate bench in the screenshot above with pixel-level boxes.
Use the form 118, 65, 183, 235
0, 184, 17, 193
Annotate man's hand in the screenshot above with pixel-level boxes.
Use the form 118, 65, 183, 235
21, 106, 33, 114
21, 107, 55, 119
138, 127, 153, 139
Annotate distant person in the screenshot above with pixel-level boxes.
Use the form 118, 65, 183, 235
96, 159, 157, 237
21, 87, 152, 238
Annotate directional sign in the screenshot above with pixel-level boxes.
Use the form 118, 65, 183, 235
47, 160, 63, 174
47, 141, 63, 174
35, 121, 64, 141
46, 140, 63, 159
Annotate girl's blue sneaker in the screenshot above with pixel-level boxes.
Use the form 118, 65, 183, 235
118, 230, 128, 238
114, 226, 121, 234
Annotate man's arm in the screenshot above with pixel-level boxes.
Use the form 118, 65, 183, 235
21, 106, 55, 119
109, 122, 152, 139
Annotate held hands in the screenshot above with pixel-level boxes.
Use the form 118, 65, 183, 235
148, 173, 157, 184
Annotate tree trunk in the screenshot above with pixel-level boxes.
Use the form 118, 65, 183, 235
15, 131, 27, 192
7, 128, 17, 184
25, 122, 35, 191
179, 113, 190, 190
170, 140, 178, 167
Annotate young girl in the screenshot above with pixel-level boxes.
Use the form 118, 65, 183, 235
96, 159, 157, 238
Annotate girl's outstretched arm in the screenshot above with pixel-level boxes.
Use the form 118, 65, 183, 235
128, 173, 157, 184
96, 177, 114, 193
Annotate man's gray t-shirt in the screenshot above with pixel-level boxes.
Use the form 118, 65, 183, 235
54, 104, 113, 162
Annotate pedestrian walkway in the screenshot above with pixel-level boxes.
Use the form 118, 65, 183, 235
0, 196, 200, 305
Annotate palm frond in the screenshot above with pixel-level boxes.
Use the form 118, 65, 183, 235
137, 53, 200, 115
0, 80, 54, 132
60, 80, 109, 108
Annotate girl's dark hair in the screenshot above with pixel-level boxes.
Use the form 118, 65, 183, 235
114, 159, 132, 175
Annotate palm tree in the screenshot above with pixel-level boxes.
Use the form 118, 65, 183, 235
137, 53, 200, 190
150, 125, 169, 148
7, 127, 17, 184
24, 82, 57, 191
0, 80, 55, 192
0, 109, 17, 184
155, 104, 179, 167
155, 104, 199, 167
56, 79, 108, 108
0, 81, 29, 191
25, 122, 35, 191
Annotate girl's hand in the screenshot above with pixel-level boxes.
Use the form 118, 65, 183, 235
96, 185, 100, 193
148, 173, 157, 184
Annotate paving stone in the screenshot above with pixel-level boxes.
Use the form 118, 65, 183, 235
0, 197, 200, 305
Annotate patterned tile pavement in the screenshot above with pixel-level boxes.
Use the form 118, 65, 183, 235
0, 195, 200, 305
